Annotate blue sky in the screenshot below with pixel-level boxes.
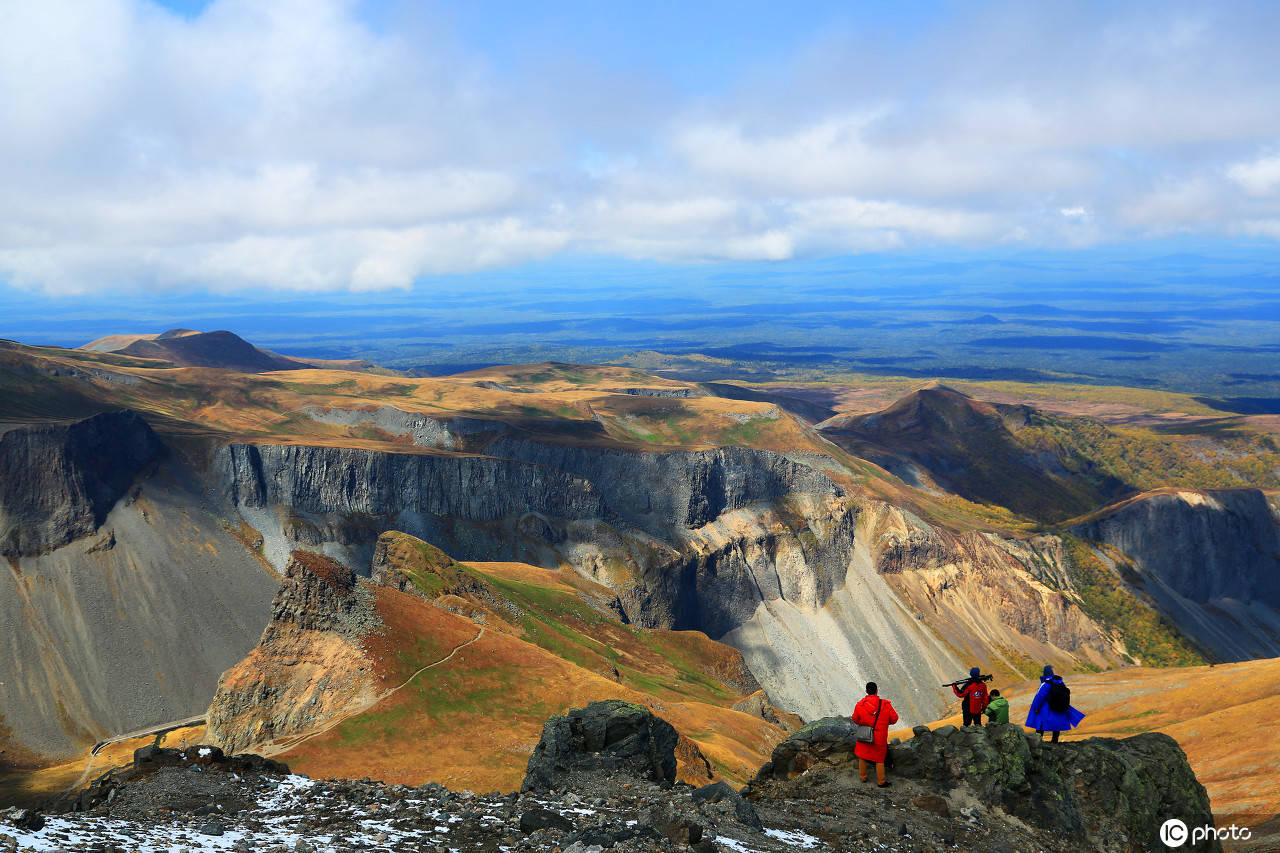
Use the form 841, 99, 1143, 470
1, 0, 1278, 303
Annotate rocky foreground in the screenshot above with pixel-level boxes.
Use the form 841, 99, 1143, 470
3, 701, 1221, 853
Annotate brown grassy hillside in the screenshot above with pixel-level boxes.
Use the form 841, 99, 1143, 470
231, 544, 790, 791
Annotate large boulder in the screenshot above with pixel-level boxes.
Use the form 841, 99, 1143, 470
522, 701, 679, 793
753, 715, 858, 781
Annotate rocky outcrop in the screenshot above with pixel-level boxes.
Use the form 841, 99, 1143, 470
1074, 489, 1280, 659
752, 721, 1220, 852
522, 700, 683, 793
732, 691, 804, 731
206, 551, 382, 754
0, 411, 162, 556
60, 744, 290, 814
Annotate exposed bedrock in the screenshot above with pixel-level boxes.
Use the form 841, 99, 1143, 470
1073, 488, 1280, 659
206, 551, 382, 755
214, 439, 1125, 725
218, 442, 609, 522
483, 438, 842, 535
0, 410, 163, 556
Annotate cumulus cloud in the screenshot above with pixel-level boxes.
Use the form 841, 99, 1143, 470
1, 0, 1279, 294
1229, 155, 1280, 197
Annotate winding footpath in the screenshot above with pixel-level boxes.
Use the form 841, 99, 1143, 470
57, 628, 486, 802
264, 626, 486, 756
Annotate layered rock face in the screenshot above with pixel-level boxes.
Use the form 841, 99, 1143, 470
0, 411, 162, 556
484, 438, 841, 534
1074, 489, 1280, 659
206, 551, 381, 754
753, 718, 1220, 853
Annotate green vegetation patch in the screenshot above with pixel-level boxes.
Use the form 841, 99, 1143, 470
1062, 536, 1204, 667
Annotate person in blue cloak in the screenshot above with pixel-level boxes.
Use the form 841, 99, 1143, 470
1024, 665, 1085, 743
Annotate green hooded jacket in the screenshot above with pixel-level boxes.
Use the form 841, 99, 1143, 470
985, 696, 1010, 724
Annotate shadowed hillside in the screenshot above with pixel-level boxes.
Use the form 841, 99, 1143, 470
819, 384, 1135, 522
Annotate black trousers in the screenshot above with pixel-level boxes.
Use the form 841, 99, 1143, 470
963, 709, 984, 726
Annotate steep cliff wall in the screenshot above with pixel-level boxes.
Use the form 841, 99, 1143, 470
0, 455, 277, 758
0, 411, 162, 556
484, 438, 841, 534
1074, 489, 1280, 659
214, 438, 1129, 726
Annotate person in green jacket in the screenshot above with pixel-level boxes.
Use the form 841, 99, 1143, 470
985, 689, 1010, 724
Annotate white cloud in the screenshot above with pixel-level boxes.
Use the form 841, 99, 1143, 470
1, 0, 1279, 294
1228, 155, 1280, 197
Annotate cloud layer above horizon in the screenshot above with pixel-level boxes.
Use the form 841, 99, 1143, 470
2, 0, 1279, 294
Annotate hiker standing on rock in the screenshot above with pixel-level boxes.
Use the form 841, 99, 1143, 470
950, 667, 991, 727
852, 682, 899, 788
1024, 665, 1084, 743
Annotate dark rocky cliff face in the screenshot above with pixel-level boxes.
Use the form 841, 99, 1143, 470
484, 438, 842, 534
1075, 489, 1280, 605
217, 443, 609, 523
1073, 489, 1280, 660
216, 440, 854, 642
0, 411, 162, 556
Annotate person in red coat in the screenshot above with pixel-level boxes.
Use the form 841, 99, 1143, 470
951, 666, 990, 727
852, 682, 899, 787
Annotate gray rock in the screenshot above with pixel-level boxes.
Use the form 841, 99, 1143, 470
691, 780, 763, 830
518, 806, 573, 833
0, 411, 163, 557
198, 820, 224, 836
522, 700, 680, 793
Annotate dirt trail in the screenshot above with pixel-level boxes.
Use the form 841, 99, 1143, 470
59, 715, 207, 801
263, 626, 486, 756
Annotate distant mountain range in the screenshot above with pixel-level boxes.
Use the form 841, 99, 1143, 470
79, 328, 383, 374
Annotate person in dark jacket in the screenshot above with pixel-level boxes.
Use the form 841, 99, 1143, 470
952, 667, 990, 726
1024, 665, 1085, 742
852, 682, 899, 787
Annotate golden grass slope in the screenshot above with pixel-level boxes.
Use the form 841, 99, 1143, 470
0, 342, 824, 455
228, 540, 788, 792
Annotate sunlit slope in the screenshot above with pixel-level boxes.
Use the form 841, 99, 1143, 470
223, 538, 789, 790
0, 342, 826, 456
899, 658, 1280, 826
